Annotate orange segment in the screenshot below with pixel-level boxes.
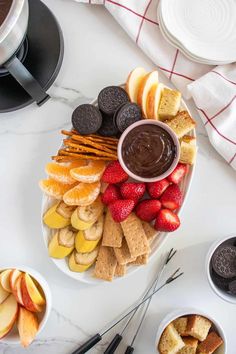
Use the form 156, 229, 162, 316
39, 179, 77, 199
63, 182, 101, 206
70, 160, 106, 183
45, 161, 86, 184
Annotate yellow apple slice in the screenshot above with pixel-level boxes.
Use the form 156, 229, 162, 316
75, 215, 104, 253
126, 67, 147, 103
137, 71, 159, 118
9, 269, 22, 292
21, 274, 44, 312
17, 306, 39, 347
48, 227, 75, 258
0, 294, 18, 339
0, 283, 9, 305
0, 269, 12, 292
146, 82, 164, 119
69, 248, 98, 273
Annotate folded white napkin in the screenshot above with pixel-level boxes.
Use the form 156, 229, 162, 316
75, 0, 236, 170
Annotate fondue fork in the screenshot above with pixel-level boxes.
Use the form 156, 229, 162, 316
71, 251, 182, 354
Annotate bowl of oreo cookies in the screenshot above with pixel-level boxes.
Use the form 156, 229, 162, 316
206, 235, 236, 304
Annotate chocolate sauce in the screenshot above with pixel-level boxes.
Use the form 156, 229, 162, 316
0, 0, 12, 27
122, 124, 176, 178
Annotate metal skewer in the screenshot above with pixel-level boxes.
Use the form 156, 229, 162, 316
104, 248, 177, 354
71, 265, 183, 354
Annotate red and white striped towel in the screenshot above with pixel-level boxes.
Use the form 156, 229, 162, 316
75, 0, 236, 170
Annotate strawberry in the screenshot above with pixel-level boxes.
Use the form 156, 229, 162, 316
136, 199, 162, 222
167, 163, 188, 184
154, 209, 180, 232
120, 182, 146, 203
109, 199, 135, 222
146, 179, 169, 199
160, 184, 183, 210
102, 161, 129, 184
101, 184, 121, 205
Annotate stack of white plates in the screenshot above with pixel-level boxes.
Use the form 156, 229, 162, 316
158, 0, 236, 65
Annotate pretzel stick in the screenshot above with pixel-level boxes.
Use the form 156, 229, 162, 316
71, 136, 118, 150
63, 141, 117, 158
68, 136, 117, 154
52, 155, 84, 163
58, 150, 115, 161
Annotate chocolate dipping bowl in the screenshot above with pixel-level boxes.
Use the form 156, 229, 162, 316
206, 234, 236, 305
118, 119, 180, 182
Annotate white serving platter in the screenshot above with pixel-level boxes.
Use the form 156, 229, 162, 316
41, 85, 196, 284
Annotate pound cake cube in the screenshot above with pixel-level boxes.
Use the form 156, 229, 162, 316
186, 316, 212, 342
178, 337, 198, 354
173, 317, 188, 336
180, 141, 197, 165
197, 332, 223, 354
166, 111, 196, 138
158, 323, 185, 354
158, 88, 181, 120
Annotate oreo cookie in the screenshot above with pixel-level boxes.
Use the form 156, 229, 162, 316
98, 113, 119, 137
212, 245, 236, 279
229, 280, 236, 295
210, 268, 229, 291
115, 102, 142, 133
98, 86, 129, 115
72, 104, 102, 135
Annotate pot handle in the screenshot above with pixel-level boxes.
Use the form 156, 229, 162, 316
4, 56, 50, 106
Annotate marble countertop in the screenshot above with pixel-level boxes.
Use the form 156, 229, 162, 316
1, 0, 236, 353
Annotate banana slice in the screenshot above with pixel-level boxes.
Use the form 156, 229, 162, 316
43, 202, 75, 229
71, 196, 104, 230
48, 227, 75, 258
68, 248, 99, 272
75, 215, 104, 253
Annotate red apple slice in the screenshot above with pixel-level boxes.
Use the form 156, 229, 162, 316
17, 306, 39, 347
0, 283, 9, 305
0, 294, 18, 339
137, 71, 159, 118
21, 274, 44, 312
12, 274, 24, 306
9, 269, 22, 292
0, 269, 12, 292
126, 67, 147, 103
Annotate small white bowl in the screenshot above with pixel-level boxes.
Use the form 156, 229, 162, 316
155, 308, 226, 354
117, 119, 180, 182
0, 265, 52, 345
206, 234, 236, 305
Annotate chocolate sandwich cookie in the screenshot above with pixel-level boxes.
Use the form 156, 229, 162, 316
98, 86, 129, 115
212, 245, 236, 279
98, 113, 119, 137
229, 280, 236, 295
115, 102, 142, 133
72, 104, 102, 135
210, 269, 229, 291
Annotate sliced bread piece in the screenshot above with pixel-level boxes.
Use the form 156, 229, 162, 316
173, 317, 188, 336
178, 337, 198, 354
197, 332, 223, 354
186, 316, 212, 342
166, 111, 196, 138
158, 88, 181, 121
158, 323, 185, 354
180, 141, 197, 165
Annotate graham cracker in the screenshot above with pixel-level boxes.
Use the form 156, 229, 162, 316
114, 264, 126, 277
93, 246, 117, 282
102, 209, 123, 248
166, 110, 196, 138
113, 238, 136, 265
141, 221, 158, 245
130, 253, 149, 265
121, 213, 149, 258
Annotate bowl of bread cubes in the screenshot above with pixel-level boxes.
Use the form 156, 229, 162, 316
156, 308, 226, 354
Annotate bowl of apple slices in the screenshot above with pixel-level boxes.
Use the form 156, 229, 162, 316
0, 266, 51, 347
